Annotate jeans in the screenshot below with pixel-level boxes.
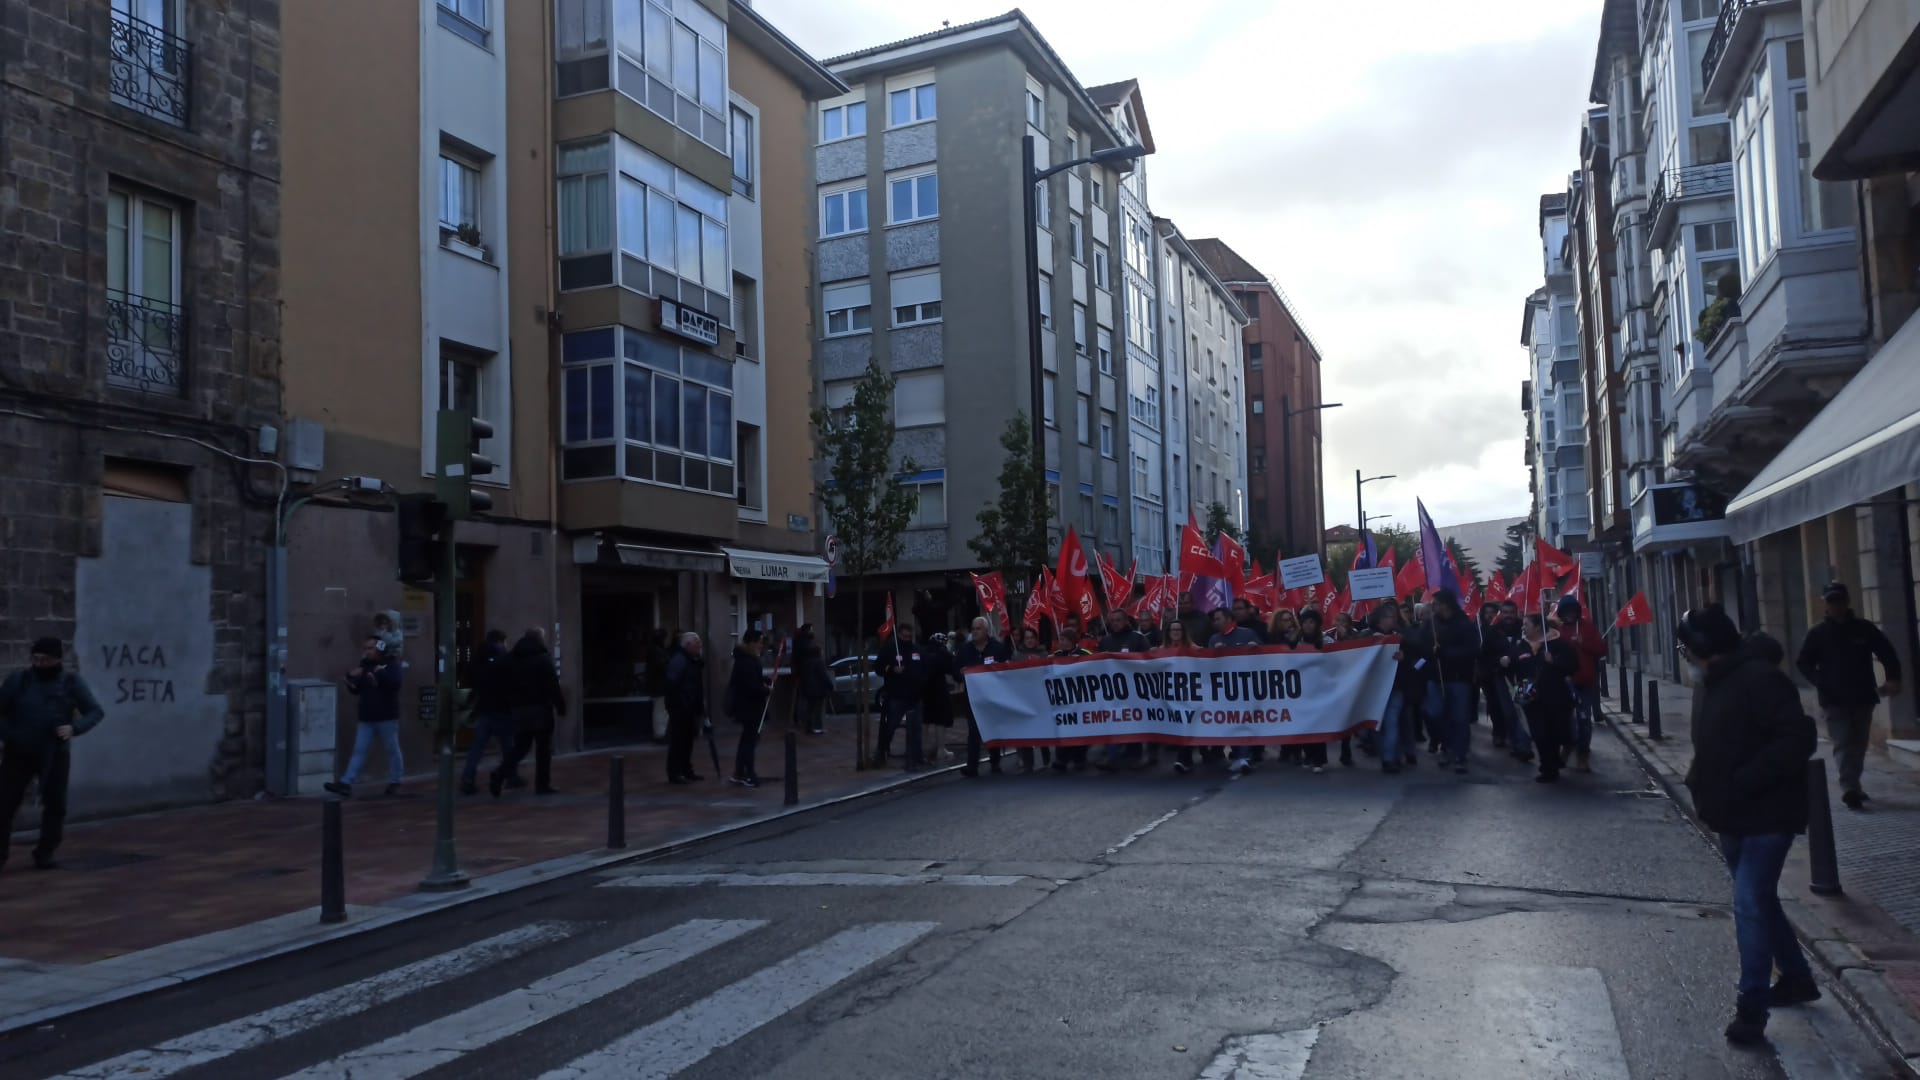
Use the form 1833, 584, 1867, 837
342, 720, 403, 785
1489, 678, 1533, 755
1719, 832, 1812, 1014
461, 712, 517, 786
1423, 681, 1473, 766
0, 744, 69, 865
1824, 705, 1874, 796
733, 722, 761, 780
1379, 690, 1406, 766
1571, 683, 1600, 753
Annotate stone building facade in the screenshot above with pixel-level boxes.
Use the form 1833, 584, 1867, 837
0, 1, 282, 813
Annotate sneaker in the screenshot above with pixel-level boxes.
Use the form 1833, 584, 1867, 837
1227, 758, 1251, 776
324, 781, 352, 798
727, 775, 758, 788
1769, 973, 1821, 1007
1172, 759, 1191, 775
1724, 1012, 1767, 1047
1311, 765, 1324, 774
1842, 789, 1866, 810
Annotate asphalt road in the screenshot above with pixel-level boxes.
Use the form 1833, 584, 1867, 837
0, 730, 1905, 1079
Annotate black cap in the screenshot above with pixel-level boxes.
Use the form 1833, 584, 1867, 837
741, 628, 764, 644
1822, 581, 1850, 603
30, 637, 62, 658
1677, 605, 1741, 658
1556, 596, 1582, 616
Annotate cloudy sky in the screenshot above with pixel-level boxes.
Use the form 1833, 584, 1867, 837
756, 0, 1604, 530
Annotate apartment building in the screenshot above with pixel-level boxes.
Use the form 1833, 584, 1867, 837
0, 1, 281, 813
1525, 195, 1593, 552
1160, 227, 1249, 549
813, 13, 1141, 637
1191, 238, 1321, 557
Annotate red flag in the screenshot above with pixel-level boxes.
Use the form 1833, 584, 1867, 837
1244, 573, 1279, 612
1513, 562, 1551, 615
1331, 585, 1352, 617
1097, 552, 1134, 612
1613, 591, 1653, 629
1464, 586, 1484, 620
1057, 527, 1100, 627
1217, 532, 1248, 591
1377, 546, 1398, 573
1395, 553, 1425, 599
1484, 571, 1508, 605
878, 592, 896, 639
1045, 568, 1069, 620
1535, 537, 1578, 581
1023, 575, 1050, 633
1178, 520, 1229, 579
970, 571, 1006, 615
1447, 545, 1472, 590
1562, 578, 1583, 606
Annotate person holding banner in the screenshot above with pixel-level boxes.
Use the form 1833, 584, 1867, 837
1267, 607, 1302, 647
1231, 598, 1269, 644
1294, 610, 1340, 773
958, 617, 1012, 778
1012, 627, 1050, 772
1050, 616, 1094, 773
1207, 608, 1264, 775
876, 624, 929, 768
1510, 617, 1577, 783
1158, 622, 1206, 775
1370, 604, 1414, 773
1097, 609, 1155, 772
725, 630, 772, 788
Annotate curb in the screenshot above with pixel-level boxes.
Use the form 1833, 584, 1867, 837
0, 759, 962, 1037
1599, 697, 1920, 1073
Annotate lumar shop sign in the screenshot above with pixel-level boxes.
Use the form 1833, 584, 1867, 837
654, 297, 720, 347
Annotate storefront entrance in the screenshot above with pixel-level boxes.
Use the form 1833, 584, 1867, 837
580, 573, 672, 748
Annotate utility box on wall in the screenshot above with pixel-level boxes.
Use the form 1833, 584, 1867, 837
267, 679, 339, 796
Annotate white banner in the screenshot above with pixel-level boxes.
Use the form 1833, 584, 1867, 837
966, 641, 1398, 746
1348, 566, 1396, 601
1279, 554, 1325, 591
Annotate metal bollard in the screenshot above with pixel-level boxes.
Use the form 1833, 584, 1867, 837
1806, 759, 1844, 896
606, 755, 626, 850
320, 799, 345, 925
784, 730, 799, 807
1646, 679, 1664, 741
1630, 671, 1643, 724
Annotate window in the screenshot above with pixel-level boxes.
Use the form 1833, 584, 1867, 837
1101, 502, 1120, 538
822, 280, 871, 337
106, 186, 184, 395
1143, 384, 1158, 426
736, 422, 763, 510
1043, 374, 1056, 425
439, 153, 480, 232
1125, 279, 1154, 352
891, 267, 942, 326
1247, 342, 1263, 369
1133, 454, 1149, 492
559, 326, 734, 493
820, 99, 866, 142
1076, 395, 1092, 444
731, 275, 757, 360
560, 135, 731, 299
821, 184, 868, 238
440, 342, 489, 421
1092, 244, 1111, 289
1073, 303, 1088, 355
1207, 409, 1217, 448
1681, 0, 1714, 22
1090, 175, 1105, 209
1096, 328, 1113, 374
1691, 122, 1732, 165
437, 0, 488, 45
557, 140, 613, 256
1079, 492, 1096, 532
1069, 213, 1085, 263
894, 371, 945, 427
1251, 447, 1265, 472
888, 80, 935, 127
729, 107, 754, 197
908, 478, 946, 528
1099, 412, 1115, 458
561, 0, 727, 150
1025, 84, 1045, 129
1251, 397, 1264, 415
888, 170, 938, 224
1038, 273, 1053, 330
110, 0, 190, 126
1793, 90, 1854, 235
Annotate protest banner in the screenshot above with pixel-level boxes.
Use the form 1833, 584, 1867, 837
1279, 554, 1325, 591
965, 640, 1397, 747
1348, 566, 1395, 601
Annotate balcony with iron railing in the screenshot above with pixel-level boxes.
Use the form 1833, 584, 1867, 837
106, 292, 187, 395
1647, 162, 1735, 245
109, 10, 192, 127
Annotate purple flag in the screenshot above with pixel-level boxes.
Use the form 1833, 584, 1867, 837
1417, 499, 1462, 598
1189, 536, 1233, 615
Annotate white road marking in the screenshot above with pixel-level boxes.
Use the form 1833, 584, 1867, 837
1104, 808, 1183, 856
1473, 965, 1630, 1080
52, 922, 571, 1080
601, 871, 1024, 888
271, 919, 764, 1080
1198, 1028, 1321, 1079
541, 921, 938, 1080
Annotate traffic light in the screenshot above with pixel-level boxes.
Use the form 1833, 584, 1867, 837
435, 409, 496, 519
396, 493, 445, 583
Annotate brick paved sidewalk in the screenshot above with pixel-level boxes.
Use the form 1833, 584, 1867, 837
0, 718, 958, 1027
1601, 672, 1920, 1069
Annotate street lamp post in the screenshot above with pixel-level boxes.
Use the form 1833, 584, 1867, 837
1024, 135, 1147, 578
1280, 396, 1343, 554
1355, 471, 1396, 546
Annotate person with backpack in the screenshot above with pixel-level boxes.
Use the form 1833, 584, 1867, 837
0, 638, 106, 871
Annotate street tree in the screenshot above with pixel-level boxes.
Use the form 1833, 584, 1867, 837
1497, 520, 1529, 579
811, 362, 917, 768
1204, 502, 1243, 545
968, 412, 1049, 627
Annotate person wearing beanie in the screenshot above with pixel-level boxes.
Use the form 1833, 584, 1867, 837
1555, 595, 1608, 773
1795, 582, 1902, 810
0, 637, 107, 870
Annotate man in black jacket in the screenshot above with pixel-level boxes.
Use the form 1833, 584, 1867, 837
1796, 582, 1903, 810
326, 637, 406, 798
663, 633, 706, 783
1096, 609, 1153, 772
726, 630, 771, 787
0, 637, 106, 870
877, 624, 929, 768
1412, 589, 1481, 773
460, 630, 519, 795
957, 617, 1012, 777
1681, 606, 1821, 1046
490, 629, 566, 797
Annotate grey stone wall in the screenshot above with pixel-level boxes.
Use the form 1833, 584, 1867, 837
885, 222, 940, 271
820, 335, 874, 381
818, 236, 870, 283
883, 124, 937, 171
815, 140, 866, 185
893, 426, 945, 472
887, 325, 943, 371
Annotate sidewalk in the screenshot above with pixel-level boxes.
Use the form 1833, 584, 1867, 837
1603, 672, 1920, 1071
0, 718, 958, 1031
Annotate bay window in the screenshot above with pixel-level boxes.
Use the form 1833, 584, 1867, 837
557, 134, 730, 314
556, 0, 729, 151
560, 325, 735, 495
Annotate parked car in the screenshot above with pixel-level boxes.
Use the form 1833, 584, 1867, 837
829, 655, 885, 712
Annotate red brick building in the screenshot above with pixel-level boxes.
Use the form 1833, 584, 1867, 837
1191, 239, 1327, 556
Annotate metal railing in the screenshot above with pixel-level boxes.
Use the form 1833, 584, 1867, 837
1701, 0, 1759, 93
106, 292, 187, 394
109, 11, 191, 127
1648, 162, 1735, 242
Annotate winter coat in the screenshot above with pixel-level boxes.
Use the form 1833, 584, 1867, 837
504, 636, 565, 733
880, 637, 929, 703
1480, 618, 1524, 683
1207, 625, 1263, 649
954, 637, 1011, 674
470, 642, 513, 716
1796, 614, 1902, 708
0, 668, 105, 756
1098, 629, 1152, 654
921, 645, 957, 727
1510, 637, 1578, 717
1409, 612, 1479, 685
346, 657, 403, 726
1559, 616, 1608, 689
793, 632, 832, 702
1685, 640, 1819, 837
725, 646, 770, 723
663, 647, 705, 720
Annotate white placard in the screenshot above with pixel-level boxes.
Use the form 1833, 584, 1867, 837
1279, 554, 1325, 591
1348, 566, 1396, 601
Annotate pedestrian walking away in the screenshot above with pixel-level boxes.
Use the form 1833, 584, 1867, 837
724, 629, 772, 787
490, 628, 566, 797
1795, 581, 1903, 810
326, 636, 405, 798
663, 633, 707, 783
1556, 596, 1608, 773
1509, 616, 1576, 783
0, 637, 106, 871
460, 630, 520, 795
1678, 605, 1821, 1047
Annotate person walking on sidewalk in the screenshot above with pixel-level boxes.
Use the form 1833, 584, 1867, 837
1679, 605, 1822, 1046
724, 629, 771, 788
460, 630, 520, 795
958, 617, 1012, 778
1556, 596, 1608, 774
1509, 617, 1577, 783
0, 637, 106, 871
326, 637, 404, 798
793, 623, 830, 736
1796, 582, 1903, 811
876, 624, 929, 768
490, 629, 566, 797
664, 633, 707, 783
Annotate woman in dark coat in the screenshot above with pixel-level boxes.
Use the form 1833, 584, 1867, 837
1508, 617, 1577, 782
792, 623, 831, 735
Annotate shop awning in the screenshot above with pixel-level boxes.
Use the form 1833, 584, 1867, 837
720, 547, 831, 584
610, 542, 725, 573
1727, 315, 1920, 545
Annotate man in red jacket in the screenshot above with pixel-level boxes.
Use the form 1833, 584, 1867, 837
1556, 597, 1608, 772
